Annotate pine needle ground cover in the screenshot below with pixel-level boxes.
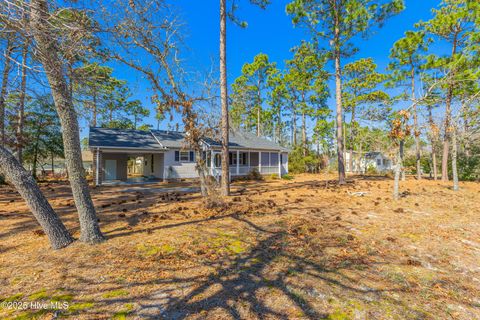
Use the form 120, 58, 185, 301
0, 174, 479, 319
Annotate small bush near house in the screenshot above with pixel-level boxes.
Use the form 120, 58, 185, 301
247, 168, 263, 180
281, 174, 294, 180
366, 164, 378, 175
288, 146, 323, 173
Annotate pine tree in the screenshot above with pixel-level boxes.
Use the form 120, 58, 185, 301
287, 0, 404, 183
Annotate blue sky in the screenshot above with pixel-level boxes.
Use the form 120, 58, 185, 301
82, 0, 443, 136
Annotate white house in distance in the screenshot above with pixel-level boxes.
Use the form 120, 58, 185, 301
88, 127, 289, 185
345, 151, 392, 173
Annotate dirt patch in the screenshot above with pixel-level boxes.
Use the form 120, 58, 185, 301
0, 174, 479, 319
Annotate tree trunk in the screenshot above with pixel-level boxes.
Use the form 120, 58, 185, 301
0, 146, 74, 249
292, 108, 297, 146
0, 37, 13, 147
277, 107, 282, 144
302, 111, 307, 156
349, 107, 356, 173
92, 90, 97, 127
219, 0, 230, 196
333, 12, 345, 184
16, 39, 29, 164
411, 67, 421, 180
401, 141, 406, 181
256, 104, 261, 137
428, 106, 438, 180
393, 140, 404, 200
30, 0, 104, 243
441, 35, 458, 182
452, 125, 459, 191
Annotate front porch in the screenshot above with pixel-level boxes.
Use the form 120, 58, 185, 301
207, 150, 288, 179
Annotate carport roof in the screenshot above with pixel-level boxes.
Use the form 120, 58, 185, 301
89, 127, 165, 150
89, 127, 289, 152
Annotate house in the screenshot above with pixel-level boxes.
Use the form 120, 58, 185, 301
345, 151, 392, 173
88, 127, 290, 185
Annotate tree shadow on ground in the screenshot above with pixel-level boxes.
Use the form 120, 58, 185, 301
127, 218, 413, 319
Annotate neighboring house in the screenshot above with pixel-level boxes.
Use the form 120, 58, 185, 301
88, 127, 290, 185
345, 151, 392, 173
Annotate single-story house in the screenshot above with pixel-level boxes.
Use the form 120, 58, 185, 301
345, 151, 392, 173
88, 127, 290, 185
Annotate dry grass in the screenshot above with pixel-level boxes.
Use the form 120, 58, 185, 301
0, 174, 479, 319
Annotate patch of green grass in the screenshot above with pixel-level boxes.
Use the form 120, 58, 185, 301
102, 289, 129, 299
226, 240, 245, 254
1, 293, 24, 303
50, 293, 74, 302
326, 309, 353, 320
136, 243, 175, 257
28, 289, 48, 301
281, 174, 294, 180
11, 309, 49, 320
112, 303, 134, 319
160, 244, 175, 255
67, 302, 94, 312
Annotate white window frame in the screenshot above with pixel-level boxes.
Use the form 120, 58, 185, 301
180, 151, 190, 162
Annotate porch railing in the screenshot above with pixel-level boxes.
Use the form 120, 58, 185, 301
219, 165, 279, 176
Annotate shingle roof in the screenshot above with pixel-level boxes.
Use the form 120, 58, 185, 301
89, 127, 165, 150
89, 127, 289, 152
203, 130, 290, 152
150, 130, 187, 148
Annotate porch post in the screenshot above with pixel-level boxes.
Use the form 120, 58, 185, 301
258, 152, 262, 174
95, 147, 101, 186
210, 149, 214, 175
278, 152, 281, 177
236, 150, 239, 175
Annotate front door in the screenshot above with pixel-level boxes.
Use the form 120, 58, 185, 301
105, 160, 117, 180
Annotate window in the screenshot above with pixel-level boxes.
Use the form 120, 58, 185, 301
239, 152, 248, 165
261, 152, 270, 166
270, 153, 279, 166
377, 159, 382, 166
229, 152, 237, 165
214, 153, 221, 167
180, 151, 190, 162
175, 150, 194, 162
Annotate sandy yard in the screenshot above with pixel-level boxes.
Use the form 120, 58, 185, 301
0, 174, 479, 319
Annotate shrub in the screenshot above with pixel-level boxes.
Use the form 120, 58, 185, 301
288, 146, 323, 173
366, 164, 378, 175
0, 174, 5, 185
247, 168, 263, 180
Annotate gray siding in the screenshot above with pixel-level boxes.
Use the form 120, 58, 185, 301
163, 149, 198, 179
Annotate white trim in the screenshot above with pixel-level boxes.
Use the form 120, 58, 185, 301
236, 150, 240, 175
96, 147, 100, 186
258, 152, 262, 173
150, 132, 165, 148
278, 152, 281, 177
